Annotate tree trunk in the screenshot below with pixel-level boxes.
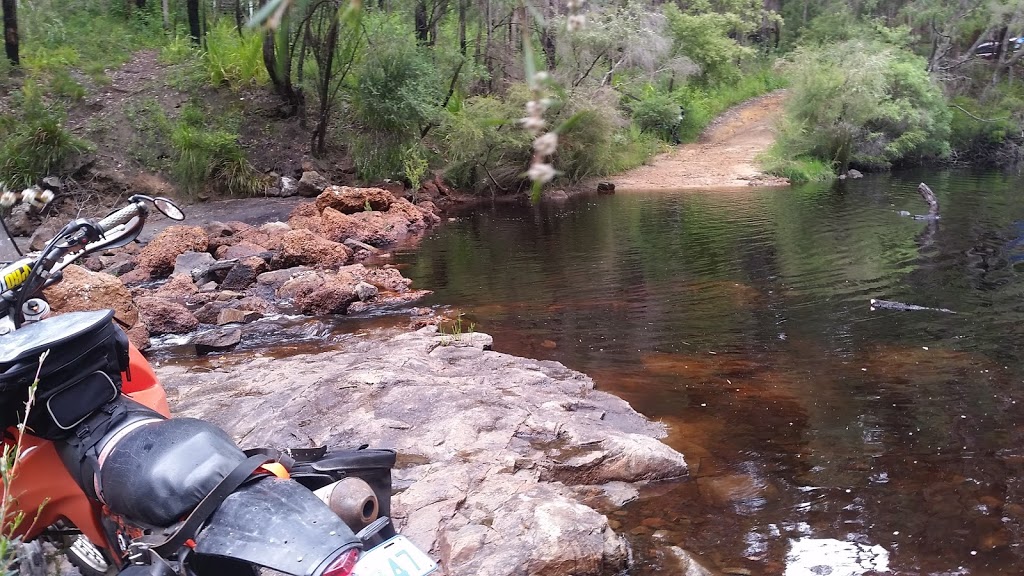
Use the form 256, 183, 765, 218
312, 13, 340, 157
136, 0, 146, 8
459, 0, 467, 56
2, 0, 17, 67
162, 0, 170, 29
188, 0, 202, 45
415, 0, 428, 44
236, 0, 245, 35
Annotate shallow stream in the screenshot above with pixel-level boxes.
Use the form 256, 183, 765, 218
388, 170, 1024, 575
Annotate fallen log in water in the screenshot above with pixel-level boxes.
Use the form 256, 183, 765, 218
870, 299, 955, 314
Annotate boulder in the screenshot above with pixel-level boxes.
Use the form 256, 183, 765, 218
151, 274, 199, 302
315, 186, 395, 214
340, 264, 413, 293
343, 211, 411, 247
172, 251, 217, 279
102, 256, 137, 277
256, 266, 313, 291
215, 241, 270, 261
295, 285, 359, 315
297, 171, 330, 198
118, 267, 154, 285
204, 221, 234, 240
271, 229, 352, 270
280, 176, 299, 197
6, 204, 39, 236
194, 301, 231, 324
137, 297, 199, 335
136, 225, 208, 276
596, 182, 615, 194
236, 296, 276, 314
286, 202, 323, 235
259, 222, 291, 235
354, 282, 378, 302
193, 327, 242, 355
220, 256, 269, 291
276, 270, 360, 315
28, 220, 63, 252
126, 323, 150, 351
216, 308, 262, 325
81, 256, 104, 272
318, 207, 361, 244
43, 265, 140, 329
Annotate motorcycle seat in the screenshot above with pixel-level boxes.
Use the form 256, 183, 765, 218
99, 417, 248, 527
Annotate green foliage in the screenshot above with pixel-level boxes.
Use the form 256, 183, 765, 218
437, 95, 532, 192
353, 40, 440, 134
170, 105, 264, 196
204, 22, 270, 88
760, 148, 836, 182
775, 39, 950, 172
402, 145, 430, 193
948, 89, 1024, 166
663, 3, 758, 85
0, 85, 89, 188
629, 92, 681, 140
21, 0, 164, 78
350, 32, 441, 181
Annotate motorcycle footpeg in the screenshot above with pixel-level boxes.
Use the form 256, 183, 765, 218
355, 516, 392, 544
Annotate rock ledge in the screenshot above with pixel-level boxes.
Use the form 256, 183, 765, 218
159, 326, 687, 576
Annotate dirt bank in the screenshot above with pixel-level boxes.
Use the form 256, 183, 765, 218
607, 90, 790, 191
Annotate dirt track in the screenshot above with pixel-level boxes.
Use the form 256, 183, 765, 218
608, 90, 790, 191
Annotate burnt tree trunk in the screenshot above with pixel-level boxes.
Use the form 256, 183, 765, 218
3, 0, 18, 67
187, 0, 202, 45
415, 0, 429, 44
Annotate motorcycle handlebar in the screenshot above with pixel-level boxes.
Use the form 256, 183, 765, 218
97, 202, 144, 233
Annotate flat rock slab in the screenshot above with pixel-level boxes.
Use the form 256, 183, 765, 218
157, 327, 688, 576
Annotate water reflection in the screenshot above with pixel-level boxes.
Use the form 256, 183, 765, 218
393, 170, 1024, 574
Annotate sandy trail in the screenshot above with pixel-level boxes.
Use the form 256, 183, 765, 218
608, 90, 790, 191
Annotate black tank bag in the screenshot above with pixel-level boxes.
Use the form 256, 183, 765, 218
0, 309, 129, 440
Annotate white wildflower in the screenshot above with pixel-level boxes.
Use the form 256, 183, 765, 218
533, 132, 558, 156
526, 100, 546, 116
527, 162, 556, 184
533, 71, 550, 84
38, 189, 55, 204
521, 116, 546, 133
0, 191, 16, 208
567, 14, 586, 32
21, 187, 38, 205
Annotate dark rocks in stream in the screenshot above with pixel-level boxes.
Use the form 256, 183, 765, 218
160, 326, 688, 576
192, 327, 242, 355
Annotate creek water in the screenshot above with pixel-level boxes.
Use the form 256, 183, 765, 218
389, 170, 1024, 575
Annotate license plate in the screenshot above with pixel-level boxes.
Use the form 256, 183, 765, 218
352, 535, 438, 576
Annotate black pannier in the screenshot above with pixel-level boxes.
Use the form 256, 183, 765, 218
0, 309, 129, 440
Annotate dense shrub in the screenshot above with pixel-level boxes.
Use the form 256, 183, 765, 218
171, 105, 264, 196
629, 92, 681, 140
774, 39, 950, 172
0, 85, 88, 187
351, 41, 440, 181
437, 95, 532, 192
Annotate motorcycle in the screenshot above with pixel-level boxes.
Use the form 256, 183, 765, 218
0, 194, 437, 576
